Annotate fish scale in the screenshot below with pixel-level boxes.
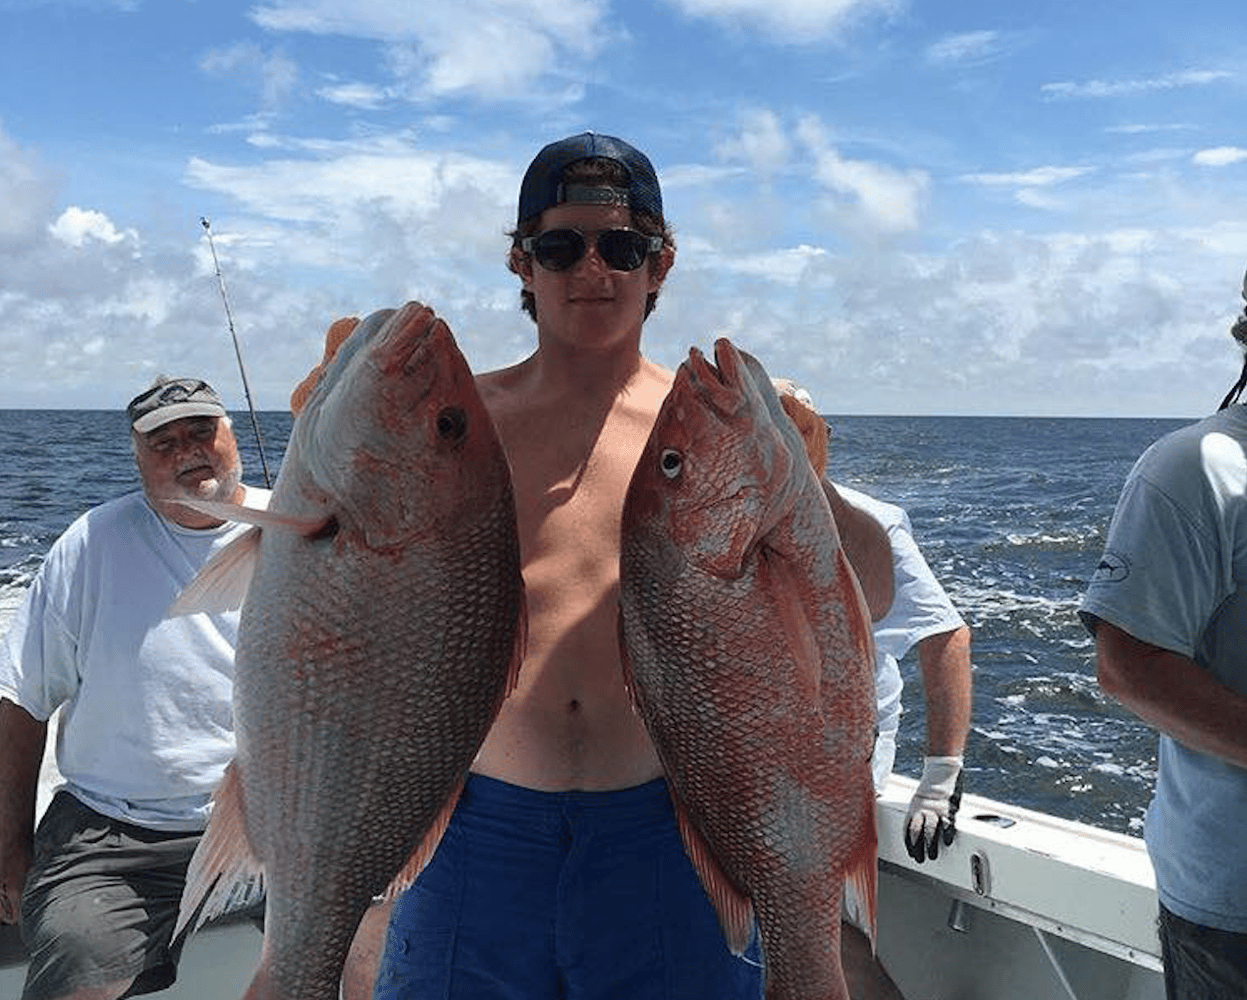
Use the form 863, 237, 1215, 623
619, 338, 877, 1000
171, 302, 525, 1000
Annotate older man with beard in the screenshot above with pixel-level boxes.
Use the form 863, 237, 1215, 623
0, 376, 270, 1000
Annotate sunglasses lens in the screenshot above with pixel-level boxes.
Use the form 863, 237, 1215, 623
528, 229, 656, 272
598, 230, 649, 272
532, 230, 585, 271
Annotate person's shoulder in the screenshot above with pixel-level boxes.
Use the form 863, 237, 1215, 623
76, 490, 149, 532
1133, 409, 1247, 487
474, 358, 533, 414
832, 482, 906, 528
41, 491, 146, 569
628, 356, 675, 413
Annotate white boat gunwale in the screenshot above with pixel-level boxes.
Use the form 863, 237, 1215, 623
0, 774, 1163, 999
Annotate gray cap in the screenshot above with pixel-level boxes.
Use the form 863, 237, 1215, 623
127, 377, 226, 433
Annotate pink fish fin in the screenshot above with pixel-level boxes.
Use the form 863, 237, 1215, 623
758, 547, 822, 703
241, 958, 275, 1000
168, 497, 331, 536
377, 781, 465, 903
174, 760, 265, 940
168, 526, 263, 616
671, 792, 755, 956
842, 786, 880, 955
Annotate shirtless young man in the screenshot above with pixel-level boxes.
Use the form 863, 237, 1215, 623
352, 132, 892, 1000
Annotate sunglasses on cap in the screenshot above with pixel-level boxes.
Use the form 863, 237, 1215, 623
130, 378, 212, 408
520, 228, 664, 273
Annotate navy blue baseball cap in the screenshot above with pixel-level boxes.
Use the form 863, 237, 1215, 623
517, 132, 663, 225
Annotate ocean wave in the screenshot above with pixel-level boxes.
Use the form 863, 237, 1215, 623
999, 527, 1101, 549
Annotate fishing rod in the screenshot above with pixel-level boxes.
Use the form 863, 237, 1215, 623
200, 216, 273, 488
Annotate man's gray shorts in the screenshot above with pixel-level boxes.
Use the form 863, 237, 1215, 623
19, 791, 201, 1000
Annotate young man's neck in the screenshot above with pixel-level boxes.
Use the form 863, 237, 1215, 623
530, 335, 648, 395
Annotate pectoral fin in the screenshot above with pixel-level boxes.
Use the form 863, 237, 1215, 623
169, 527, 262, 615
174, 761, 265, 940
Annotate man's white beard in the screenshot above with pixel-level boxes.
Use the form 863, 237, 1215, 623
174, 463, 242, 504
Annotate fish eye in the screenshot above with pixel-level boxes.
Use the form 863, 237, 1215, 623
659, 448, 683, 479
436, 407, 468, 442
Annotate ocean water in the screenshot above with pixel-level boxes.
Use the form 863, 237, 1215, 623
0, 409, 1190, 837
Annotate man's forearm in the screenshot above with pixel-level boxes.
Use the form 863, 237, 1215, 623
917, 626, 972, 757
1096, 622, 1247, 769
0, 698, 47, 847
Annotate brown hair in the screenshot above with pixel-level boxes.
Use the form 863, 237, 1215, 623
506, 157, 675, 323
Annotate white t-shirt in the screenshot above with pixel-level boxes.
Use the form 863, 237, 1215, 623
837, 484, 966, 791
0, 487, 269, 831
1080, 405, 1247, 933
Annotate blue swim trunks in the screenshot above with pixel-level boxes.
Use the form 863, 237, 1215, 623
372, 774, 763, 999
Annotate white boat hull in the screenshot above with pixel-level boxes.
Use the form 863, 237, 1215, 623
0, 775, 1163, 999
875, 776, 1162, 999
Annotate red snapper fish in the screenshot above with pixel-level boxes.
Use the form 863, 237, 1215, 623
618, 338, 877, 1000
170, 302, 526, 1000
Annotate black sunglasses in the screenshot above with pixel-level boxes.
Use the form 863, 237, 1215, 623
127, 378, 212, 411
520, 228, 663, 273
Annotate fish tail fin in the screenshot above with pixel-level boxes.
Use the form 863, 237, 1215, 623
174, 760, 266, 941
378, 781, 465, 902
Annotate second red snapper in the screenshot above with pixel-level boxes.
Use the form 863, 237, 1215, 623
170, 302, 526, 1000
618, 338, 877, 1000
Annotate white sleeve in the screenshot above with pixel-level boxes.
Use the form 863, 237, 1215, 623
0, 545, 83, 721
873, 516, 965, 663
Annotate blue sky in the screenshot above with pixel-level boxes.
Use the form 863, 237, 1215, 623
2, 0, 1246, 417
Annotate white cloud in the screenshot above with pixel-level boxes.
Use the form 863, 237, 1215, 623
925, 30, 1005, 67
1193, 146, 1247, 168
316, 80, 390, 110
728, 244, 829, 284
48, 206, 134, 248
183, 136, 516, 231
248, 0, 611, 102
0, 124, 56, 248
960, 166, 1094, 188
715, 109, 792, 175
658, 0, 899, 41
1041, 68, 1233, 100
200, 41, 299, 110
1104, 123, 1196, 135
797, 117, 928, 233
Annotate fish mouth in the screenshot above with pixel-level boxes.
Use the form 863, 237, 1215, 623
376, 303, 446, 376
681, 339, 749, 418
